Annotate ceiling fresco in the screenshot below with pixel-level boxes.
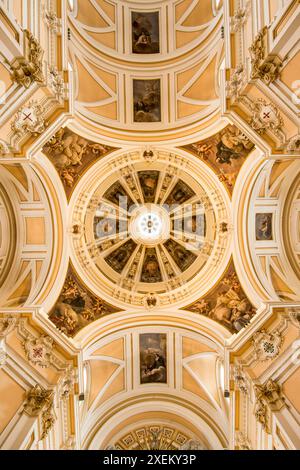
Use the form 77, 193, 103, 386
1, 0, 300, 453
184, 261, 257, 334
49, 265, 121, 337
68, 148, 232, 311
182, 125, 255, 192
42, 128, 117, 198
68, 0, 224, 143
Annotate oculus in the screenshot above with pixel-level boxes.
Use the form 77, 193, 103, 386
132, 12, 160, 54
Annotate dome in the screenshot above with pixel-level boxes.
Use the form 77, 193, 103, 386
69, 148, 231, 309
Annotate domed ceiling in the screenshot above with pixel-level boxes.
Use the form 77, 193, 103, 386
69, 148, 231, 310
38, 0, 259, 338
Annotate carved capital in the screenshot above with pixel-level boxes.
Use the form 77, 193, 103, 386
9, 30, 44, 88
254, 379, 286, 433
249, 27, 282, 85
0, 316, 18, 338
24, 385, 53, 417
23, 385, 55, 440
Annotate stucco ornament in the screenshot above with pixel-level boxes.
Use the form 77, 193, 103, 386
230, 5, 249, 33
10, 30, 44, 88
252, 329, 282, 361
0, 140, 9, 157
286, 135, 300, 154
11, 101, 47, 137
254, 379, 286, 433
235, 432, 251, 450
24, 385, 53, 416
0, 316, 18, 337
226, 65, 246, 100
180, 440, 205, 450
249, 27, 282, 85
23, 385, 55, 440
23, 335, 54, 368
232, 365, 249, 394
249, 99, 284, 140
